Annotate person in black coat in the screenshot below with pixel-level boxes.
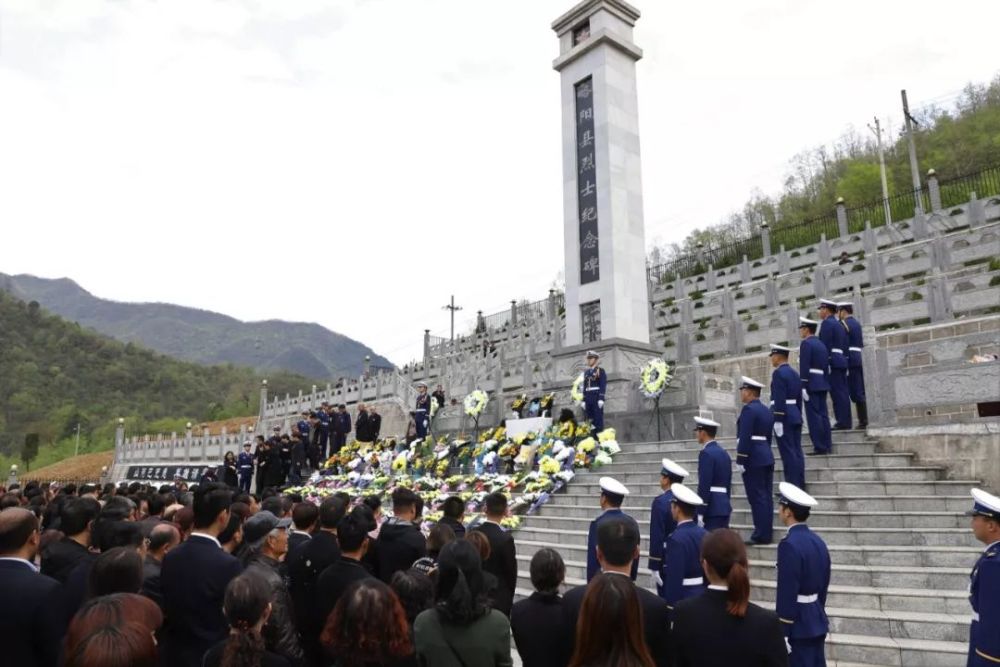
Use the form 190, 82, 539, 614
265, 441, 286, 489
221, 451, 239, 488
40, 496, 100, 584
563, 516, 672, 667
511, 548, 573, 667
356, 404, 372, 442
314, 508, 375, 630
160, 483, 243, 667
439, 496, 466, 539
472, 492, 517, 617
0, 508, 65, 667
375, 488, 427, 583
369, 406, 382, 441
671, 528, 788, 667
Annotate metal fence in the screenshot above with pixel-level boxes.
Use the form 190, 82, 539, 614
939, 164, 1000, 209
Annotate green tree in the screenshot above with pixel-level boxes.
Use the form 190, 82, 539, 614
22, 433, 39, 471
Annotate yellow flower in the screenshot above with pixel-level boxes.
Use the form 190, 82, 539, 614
598, 428, 617, 442
539, 456, 560, 475
578, 437, 596, 453
392, 453, 408, 472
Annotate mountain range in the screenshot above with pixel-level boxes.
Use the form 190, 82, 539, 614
0, 273, 392, 380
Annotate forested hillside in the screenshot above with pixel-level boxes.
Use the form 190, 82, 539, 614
0, 291, 312, 469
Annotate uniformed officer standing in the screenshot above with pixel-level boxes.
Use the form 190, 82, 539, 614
586, 477, 639, 582
649, 458, 689, 595
769, 344, 806, 489
237, 441, 254, 494
799, 317, 833, 456
775, 482, 831, 667
581, 350, 607, 434
414, 382, 431, 440
296, 411, 312, 448
662, 483, 709, 613
837, 302, 868, 429
736, 376, 775, 545
694, 417, 733, 530
817, 298, 851, 430
966, 487, 1000, 666
316, 403, 331, 459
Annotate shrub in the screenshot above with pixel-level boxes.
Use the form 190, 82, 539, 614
851, 263, 866, 272
747, 323, 759, 332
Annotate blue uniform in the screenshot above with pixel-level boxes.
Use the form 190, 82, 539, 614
663, 520, 708, 610
296, 419, 311, 441
586, 508, 639, 582
800, 336, 833, 455
776, 523, 831, 667
414, 394, 431, 438
843, 316, 866, 403
969, 540, 1000, 666
819, 315, 851, 429
737, 398, 775, 544
697, 441, 733, 530
583, 366, 607, 433
316, 410, 331, 459
771, 363, 806, 489
648, 489, 676, 596
236, 451, 254, 493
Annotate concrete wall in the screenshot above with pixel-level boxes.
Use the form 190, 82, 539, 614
870, 423, 1000, 490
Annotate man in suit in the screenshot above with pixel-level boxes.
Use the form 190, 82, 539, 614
565, 516, 671, 667
818, 298, 852, 430
315, 508, 376, 643
695, 417, 733, 530
799, 317, 833, 455
967, 487, 1000, 667
40, 495, 99, 584
770, 344, 806, 489
141, 522, 180, 609
288, 501, 318, 554
649, 458, 688, 596
775, 482, 831, 667
355, 403, 372, 442
510, 548, 573, 667
586, 477, 639, 581
369, 405, 382, 441
137, 492, 166, 537
838, 302, 868, 428
375, 487, 427, 582
0, 507, 64, 667
439, 495, 467, 538
736, 376, 776, 545
160, 482, 243, 667
662, 484, 709, 611
474, 492, 517, 617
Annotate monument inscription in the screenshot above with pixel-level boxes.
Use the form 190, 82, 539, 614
575, 76, 599, 285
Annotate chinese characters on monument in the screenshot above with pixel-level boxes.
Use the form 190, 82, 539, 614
575, 76, 599, 285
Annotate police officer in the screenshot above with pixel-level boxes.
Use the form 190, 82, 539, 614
818, 298, 851, 430
966, 487, 1000, 666
769, 344, 806, 489
316, 402, 331, 460
332, 404, 351, 454
581, 350, 607, 434
296, 411, 312, 446
237, 441, 254, 494
649, 458, 688, 595
838, 302, 868, 429
736, 376, 775, 545
799, 317, 833, 456
775, 482, 831, 667
662, 483, 709, 613
694, 417, 732, 530
414, 382, 431, 439
586, 477, 639, 581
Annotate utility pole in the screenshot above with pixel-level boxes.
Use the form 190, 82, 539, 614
442, 295, 463, 343
74, 423, 81, 457
867, 116, 892, 225
901, 89, 923, 214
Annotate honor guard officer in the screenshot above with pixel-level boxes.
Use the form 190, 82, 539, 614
799, 317, 833, 456
775, 482, 831, 667
581, 351, 607, 434
414, 382, 431, 439
237, 441, 254, 494
966, 487, 1000, 666
837, 302, 868, 429
649, 458, 689, 595
694, 417, 733, 530
586, 477, 639, 582
769, 344, 806, 489
662, 483, 709, 612
817, 298, 852, 430
736, 376, 775, 545
296, 411, 311, 446
316, 403, 331, 460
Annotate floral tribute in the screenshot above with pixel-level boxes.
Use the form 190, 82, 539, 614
639, 358, 673, 399
286, 423, 622, 535
463, 389, 489, 417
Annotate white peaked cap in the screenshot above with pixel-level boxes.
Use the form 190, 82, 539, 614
661, 458, 689, 479
799, 316, 818, 326
670, 483, 705, 506
739, 376, 764, 389
778, 481, 819, 508
599, 476, 629, 497
694, 416, 720, 428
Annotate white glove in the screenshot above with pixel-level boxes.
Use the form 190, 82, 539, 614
785, 637, 792, 655
650, 570, 663, 588
578, 401, 585, 408
774, 422, 784, 438
801, 389, 809, 403
423, 420, 428, 428
698, 515, 705, 527
598, 400, 604, 408
736, 464, 746, 474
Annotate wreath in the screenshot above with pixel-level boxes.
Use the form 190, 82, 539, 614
570, 373, 585, 403
640, 358, 672, 399
463, 389, 489, 418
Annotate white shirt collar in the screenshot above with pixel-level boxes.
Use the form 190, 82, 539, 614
788, 523, 808, 530
0, 557, 39, 572
603, 570, 633, 578
290, 530, 312, 539
483, 519, 503, 527
189, 532, 222, 549
676, 519, 694, 526
707, 584, 727, 591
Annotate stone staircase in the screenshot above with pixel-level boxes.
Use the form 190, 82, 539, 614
513, 431, 977, 667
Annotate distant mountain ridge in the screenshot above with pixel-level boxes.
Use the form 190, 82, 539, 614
0, 273, 392, 379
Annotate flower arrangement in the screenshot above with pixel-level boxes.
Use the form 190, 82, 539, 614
464, 389, 489, 418
510, 394, 528, 414
570, 373, 585, 402
640, 358, 672, 399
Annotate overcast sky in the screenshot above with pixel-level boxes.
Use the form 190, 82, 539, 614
2, 0, 997, 366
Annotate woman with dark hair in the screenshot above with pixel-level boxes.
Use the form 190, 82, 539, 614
88, 546, 144, 597
320, 578, 416, 667
671, 529, 788, 667
65, 622, 158, 667
66, 593, 163, 658
412, 523, 455, 577
567, 573, 653, 667
203, 572, 290, 667
222, 452, 240, 489
463, 530, 500, 605
391, 568, 435, 628
511, 548, 572, 667
413, 540, 512, 667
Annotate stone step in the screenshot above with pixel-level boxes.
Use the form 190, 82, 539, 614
584, 453, 915, 473
572, 467, 944, 487
555, 479, 976, 498
825, 633, 966, 667
622, 431, 871, 448
513, 524, 980, 548
618, 439, 877, 457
